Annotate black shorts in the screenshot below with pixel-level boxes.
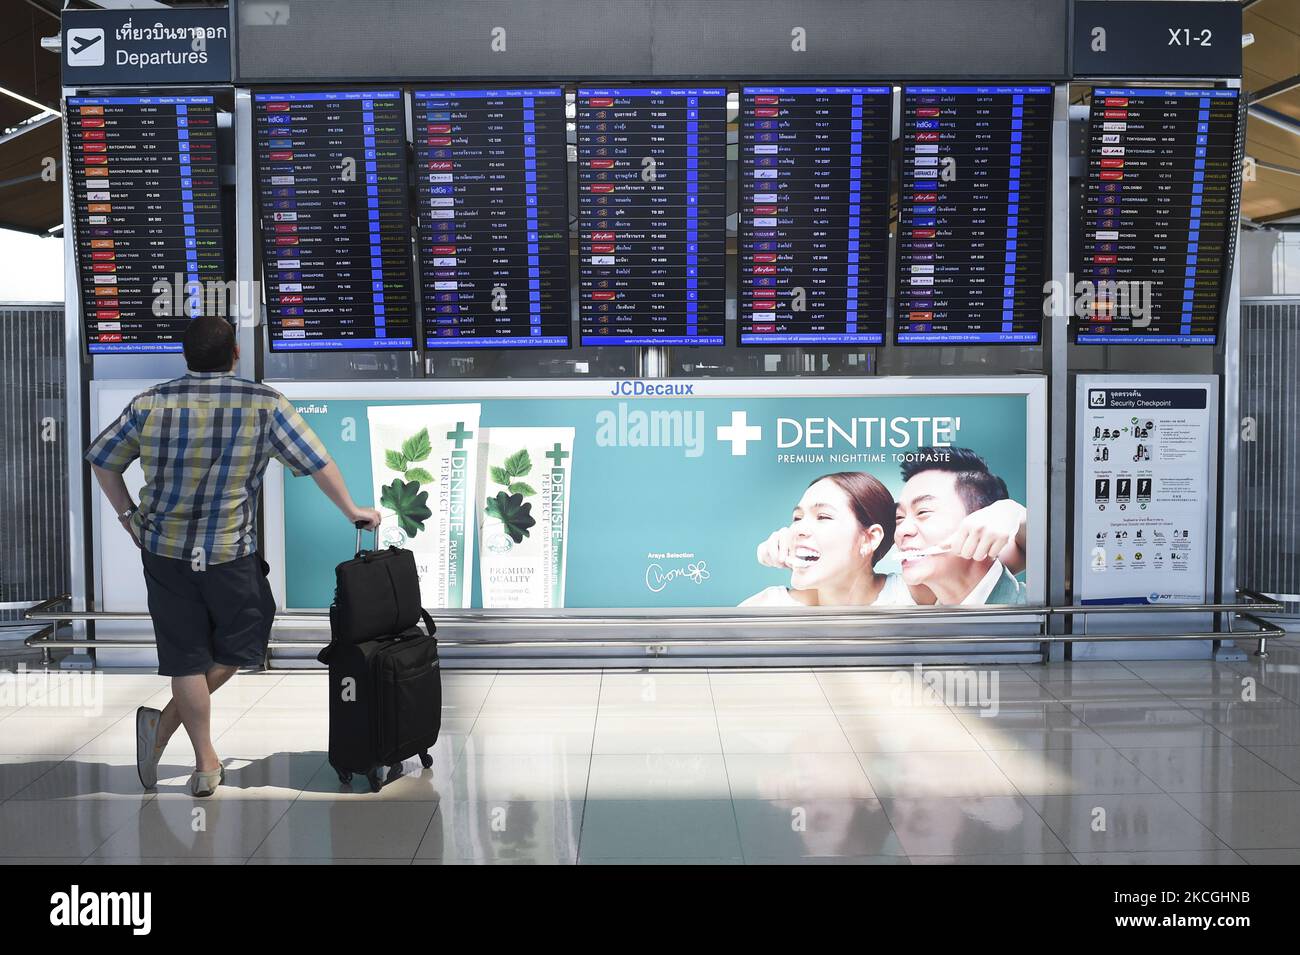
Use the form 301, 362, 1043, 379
140, 550, 277, 677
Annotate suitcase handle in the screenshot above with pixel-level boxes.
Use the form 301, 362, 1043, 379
354, 520, 378, 557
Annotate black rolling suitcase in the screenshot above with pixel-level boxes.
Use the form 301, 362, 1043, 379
318, 524, 442, 793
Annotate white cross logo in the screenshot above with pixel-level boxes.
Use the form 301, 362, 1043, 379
716, 411, 762, 456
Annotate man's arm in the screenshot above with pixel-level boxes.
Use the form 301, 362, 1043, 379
939, 498, 1027, 575
90, 464, 141, 548
310, 460, 380, 530
267, 396, 379, 529
86, 400, 145, 547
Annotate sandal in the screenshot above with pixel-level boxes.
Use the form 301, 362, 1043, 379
135, 706, 164, 790
189, 764, 225, 798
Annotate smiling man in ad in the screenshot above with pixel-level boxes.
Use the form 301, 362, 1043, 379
746, 448, 1027, 608
894, 447, 1028, 605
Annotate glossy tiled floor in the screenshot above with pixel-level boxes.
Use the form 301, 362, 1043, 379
3, 643, 1300, 864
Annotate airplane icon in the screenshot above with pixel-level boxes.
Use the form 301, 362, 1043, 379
67, 28, 105, 66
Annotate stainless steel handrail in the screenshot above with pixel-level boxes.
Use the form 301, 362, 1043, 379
20, 625, 1283, 652
22, 591, 1284, 663
22, 591, 1282, 626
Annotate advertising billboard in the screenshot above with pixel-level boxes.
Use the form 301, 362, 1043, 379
268, 378, 1046, 611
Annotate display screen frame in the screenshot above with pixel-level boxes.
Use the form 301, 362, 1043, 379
735, 84, 895, 349
411, 86, 575, 352
250, 86, 419, 354
892, 83, 1056, 348
67, 87, 233, 357
1071, 85, 1243, 347
574, 85, 731, 348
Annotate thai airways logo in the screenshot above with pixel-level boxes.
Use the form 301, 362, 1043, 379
66, 28, 106, 66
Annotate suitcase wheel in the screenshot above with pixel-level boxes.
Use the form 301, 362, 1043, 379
420, 750, 434, 769
385, 763, 404, 784
366, 767, 384, 793
337, 770, 353, 785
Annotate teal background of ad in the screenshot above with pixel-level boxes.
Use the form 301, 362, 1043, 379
282, 393, 1029, 608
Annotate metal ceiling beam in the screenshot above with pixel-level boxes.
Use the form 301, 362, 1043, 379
1254, 158, 1300, 178
0, 85, 59, 120
1251, 74, 1300, 105
1249, 104, 1300, 138
0, 166, 58, 190
0, 113, 58, 148
1253, 201, 1300, 221
0, 218, 57, 237
18, 0, 60, 18
81, 1, 171, 9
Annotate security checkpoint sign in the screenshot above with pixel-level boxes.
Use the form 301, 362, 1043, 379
1074, 376, 1218, 606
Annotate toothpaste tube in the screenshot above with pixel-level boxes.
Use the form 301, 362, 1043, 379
475, 427, 575, 608
367, 403, 481, 609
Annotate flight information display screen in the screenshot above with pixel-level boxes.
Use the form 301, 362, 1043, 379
738, 86, 893, 347
67, 94, 227, 354
577, 87, 728, 346
252, 90, 415, 351
1075, 88, 1240, 345
413, 88, 571, 349
895, 85, 1053, 345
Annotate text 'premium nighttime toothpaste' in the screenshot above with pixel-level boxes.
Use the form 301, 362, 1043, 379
368, 403, 481, 609
476, 427, 575, 608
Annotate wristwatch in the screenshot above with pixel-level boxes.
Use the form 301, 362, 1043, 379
117, 505, 137, 522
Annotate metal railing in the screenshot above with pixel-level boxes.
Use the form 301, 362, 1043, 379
22, 591, 1285, 666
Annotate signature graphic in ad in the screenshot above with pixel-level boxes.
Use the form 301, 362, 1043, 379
645, 557, 711, 593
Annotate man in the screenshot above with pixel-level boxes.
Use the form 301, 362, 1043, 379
894, 447, 1027, 606
86, 316, 380, 797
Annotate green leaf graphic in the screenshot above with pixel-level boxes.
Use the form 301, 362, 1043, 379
489, 465, 512, 487
380, 479, 432, 538
504, 448, 532, 478
485, 490, 536, 544
384, 449, 407, 473
401, 428, 432, 463
508, 481, 536, 497
404, 467, 434, 484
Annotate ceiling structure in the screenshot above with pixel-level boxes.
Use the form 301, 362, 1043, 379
0, 0, 62, 234
1242, 0, 1300, 225
0, 1, 1297, 234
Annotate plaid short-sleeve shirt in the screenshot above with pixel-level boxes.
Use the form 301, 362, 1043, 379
86, 372, 330, 565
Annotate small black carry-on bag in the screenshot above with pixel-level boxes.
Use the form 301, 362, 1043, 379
318, 522, 442, 793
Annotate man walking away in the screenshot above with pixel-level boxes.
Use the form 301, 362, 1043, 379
86, 316, 380, 797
